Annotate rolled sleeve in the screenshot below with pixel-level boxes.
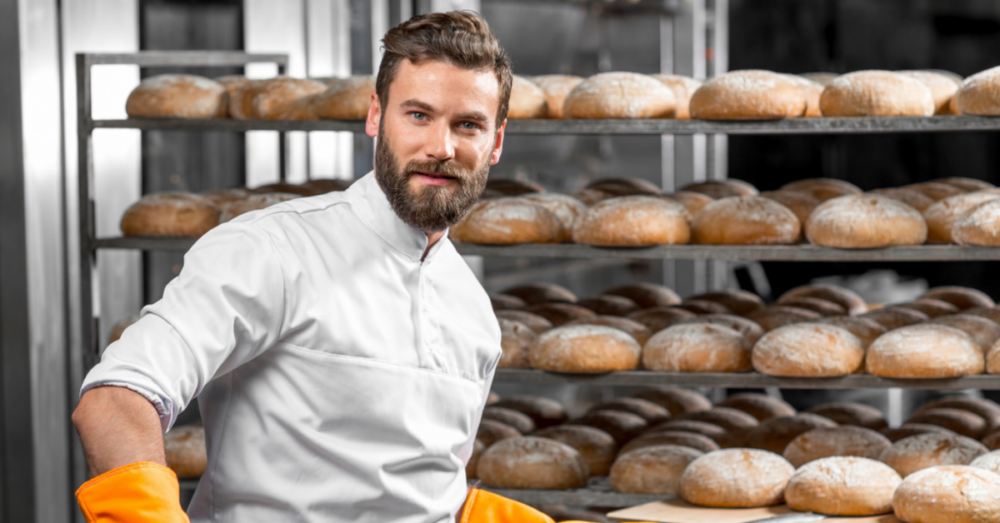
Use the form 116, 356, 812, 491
81, 222, 286, 431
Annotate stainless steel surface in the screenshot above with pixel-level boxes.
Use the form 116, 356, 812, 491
93, 117, 367, 132
493, 369, 1000, 390
483, 477, 666, 508
77, 51, 288, 67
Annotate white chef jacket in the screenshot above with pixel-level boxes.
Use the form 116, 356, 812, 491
81, 172, 502, 522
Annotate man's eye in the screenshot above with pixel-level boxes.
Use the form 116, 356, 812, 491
410, 112, 427, 120
459, 122, 479, 130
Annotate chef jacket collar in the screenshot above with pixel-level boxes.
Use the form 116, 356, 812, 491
347, 171, 449, 263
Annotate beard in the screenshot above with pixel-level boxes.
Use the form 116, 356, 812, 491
374, 123, 491, 232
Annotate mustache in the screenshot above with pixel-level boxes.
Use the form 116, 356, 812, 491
405, 160, 469, 180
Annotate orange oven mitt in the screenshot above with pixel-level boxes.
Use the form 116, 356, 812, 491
75, 462, 190, 523
460, 488, 555, 523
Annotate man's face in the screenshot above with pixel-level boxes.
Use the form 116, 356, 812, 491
367, 59, 506, 232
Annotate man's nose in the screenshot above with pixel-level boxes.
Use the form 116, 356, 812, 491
423, 121, 456, 162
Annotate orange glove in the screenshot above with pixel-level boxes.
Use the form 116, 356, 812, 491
459, 488, 555, 523
75, 462, 190, 523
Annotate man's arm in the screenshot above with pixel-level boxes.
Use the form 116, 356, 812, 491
72, 386, 166, 478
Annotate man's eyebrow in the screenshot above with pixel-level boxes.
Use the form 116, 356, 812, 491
456, 111, 489, 123
400, 99, 435, 112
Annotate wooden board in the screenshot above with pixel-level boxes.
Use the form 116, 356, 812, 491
608, 500, 903, 523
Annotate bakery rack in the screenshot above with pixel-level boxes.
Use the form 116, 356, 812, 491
78, 50, 1000, 508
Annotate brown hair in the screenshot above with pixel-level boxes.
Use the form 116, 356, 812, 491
376, 11, 513, 128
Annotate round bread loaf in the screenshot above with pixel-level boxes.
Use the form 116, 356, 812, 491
785, 456, 901, 516
251, 182, 313, 196
495, 310, 552, 334
529, 324, 641, 373
523, 303, 595, 326
611, 445, 704, 494
860, 306, 931, 330
523, 193, 587, 231
564, 72, 676, 119
498, 318, 535, 368
678, 314, 765, 344
971, 450, 1000, 474
530, 75, 584, 119
506, 75, 548, 119
905, 181, 967, 202
571, 188, 612, 206
817, 315, 887, 348
216, 75, 248, 97
718, 393, 796, 422
779, 297, 846, 316
955, 65, 1000, 115
745, 413, 838, 454
783, 426, 892, 468
806, 194, 927, 248
802, 72, 837, 86
692, 196, 801, 245
642, 323, 752, 372
591, 398, 670, 425
606, 283, 681, 308
807, 403, 888, 431
504, 283, 576, 305
627, 307, 696, 333
483, 406, 536, 434
745, 306, 822, 332
760, 191, 820, 238
779, 284, 868, 316
937, 177, 995, 191
896, 298, 960, 318
573, 410, 648, 445
689, 70, 807, 120
220, 193, 301, 222
682, 179, 759, 199
229, 77, 327, 120
879, 432, 988, 477
820, 70, 934, 116
882, 424, 955, 443
575, 296, 640, 317
202, 188, 251, 207
753, 323, 864, 377
892, 465, 1000, 523
630, 387, 711, 417
985, 430, 1000, 450
908, 408, 987, 440
493, 396, 567, 429
452, 198, 569, 244
867, 324, 985, 378
298, 178, 352, 195
679, 449, 795, 508
477, 436, 589, 489
687, 290, 765, 316
127, 75, 226, 118
964, 307, 1000, 325
466, 438, 485, 479
485, 178, 544, 197
931, 314, 1000, 352
900, 70, 961, 115
680, 407, 760, 434
311, 76, 374, 120
678, 300, 730, 315
587, 177, 662, 197
923, 286, 995, 310
871, 187, 936, 212
108, 315, 138, 344
568, 315, 652, 344
665, 191, 715, 215
653, 74, 702, 119
647, 420, 741, 448
782, 74, 824, 117
915, 397, 1000, 432
477, 419, 521, 447
952, 198, 1000, 246
573, 196, 691, 246
491, 294, 526, 310
620, 430, 720, 455
534, 424, 617, 476
923, 190, 1000, 243
164, 424, 207, 478
781, 178, 862, 202
121, 193, 220, 237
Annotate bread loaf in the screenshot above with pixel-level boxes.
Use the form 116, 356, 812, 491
504, 282, 576, 305
164, 424, 207, 478
820, 71, 935, 116
587, 177, 662, 197
591, 398, 670, 425
127, 75, 226, 118
493, 396, 567, 429
860, 306, 930, 330
523, 193, 587, 231
311, 76, 374, 120
817, 315, 887, 348
202, 188, 251, 208
452, 198, 569, 244
908, 408, 987, 440
936, 177, 995, 191
477, 419, 521, 447
573, 410, 647, 445
905, 181, 966, 202
108, 315, 139, 344
529, 324, 641, 373
619, 430, 720, 455
611, 445, 704, 494
781, 178, 862, 202
745, 413, 838, 454
682, 179, 759, 199
971, 450, 1000, 474
783, 426, 892, 467
677, 300, 729, 315
778, 297, 846, 316
121, 193, 220, 237
566, 315, 651, 345
896, 298, 960, 318
689, 70, 807, 120
530, 75, 584, 119
807, 403, 888, 431
505, 75, 549, 118
495, 310, 552, 334
923, 286, 995, 310
692, 196, 800, 245
466, 438, 485, 479
931, 314, 1000, 352
664, 191, 715, 215
642, 324, 753, 372
717, 394, 795, 422
801, 72, 837, 86
575, 295, 640, 316
679, 314, 765, 344
627, 307, 695, 333
652, 74, 703, 120
806, 194, 927, 248
785, 456, 901, 516
564, 72, 676, 118
216, 75, 248, 101
779, 284, 868, 316
251, 182, 313, 196
924, 190, 1000, 243
491, 294, 526, 310
630, 387, 711, 417
900, 70, 961, 115
881, 423, 954, 443
220, 193, 300, 222
867, 324, 985, 378
679, 449, 795, 508
878, 432, 988, 477
892, 465, 1000, 523
964, 307, 1000, 325
525, 302, 598, 326
688, 290, 765, 316
745, 306, 822, 332
485, 178, 544, 197
483, 406, 535, 434
871, 187, 936, 212
680, 407, 760, 433
955, 65, 1000, 115
782, 74, 824, 117
752, 323, 864, 377
573, 196, 691, 246
534, 424, 617, 476
606, 282, 681, 308
498, 318, 535, 368
477, 437, 589, 489
914, 396, 1000, 432
647, 420, 740, 448
298, 178, 352, 196
952, 198, 1000, 246
229, 77, 327, 120
760, 191, 819, 238
985, 430, 1000, 450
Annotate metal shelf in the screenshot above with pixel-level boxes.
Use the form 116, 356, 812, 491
483, 477, 666, 508
494, 369, 1000, 390
90, 115, 1000, 135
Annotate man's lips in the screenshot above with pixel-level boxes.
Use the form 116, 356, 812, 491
413, 171, 456, 187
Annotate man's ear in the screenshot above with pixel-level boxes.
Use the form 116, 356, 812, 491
366, 92, 380, 138
490, 119, 507, 165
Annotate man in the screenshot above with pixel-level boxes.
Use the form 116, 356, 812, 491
72, 11, 556, 523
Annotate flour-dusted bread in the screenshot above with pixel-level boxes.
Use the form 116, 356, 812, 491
952, 198, 1000, 246
955, 65, 1000, 115
692, 196, 800, 245
802, 72, 837, 86
507, 75, 549, 119
923, 286, 995, 310
652, 74, 703, 119
689, 70, 807, 120
867, 324, 985, 378
779, 284, 868, 316
878, 432, 988, 477
900, 70, 961, 115
127, 74, 227, 118
482, 406, 535, 435
620, 430, 720, 455
807, 403, 888, 431
164, 424, 208, 478
220, 193, 300, 222
646, 420, 741, 449
752, 323, 864, 377
627, 307, 696, 333
817, 315, 887, 348
678, 314, 765, 344
573, 410, 648, 445
477, 436, 589, 489
311, 75, 374, 120
504, 282, 576, 305
923, 190, 1000, 243
745, 413, 838, 455
679, 449, 795, 508
529, 324, 641, 373
530, 75, 584, 119
611, 445, 704, 494
678, 300, 730, 315
299, 178, 352, 195
493, 396, 567, 429
229, 77, 328, 120
905, 181, 967, 202
682, 179, 759, 199
936, 177, 995, 192
564, 72, 676, 119
566, 315, 651, 345
778, 297, 846, 316
860, 306, 930, 330
985, 430, 1000, 450
892, 465, 1000, 523
573, 196, 691, 246
121, 193, 220, 237
476, 419, 521, 447
931, 314, 1000, 353
498, 318, 536, 368
495, 310, 552, 334
534, 424, 617, 476
914, 396, 1000, 433
782, 74, 825, 117
783, 426, 892, 468
820, 70, 935, 116
491, 294, 527, 310
968, 307, 1000, 326
760, 191, 820, 239
806, 194, 927, 248
523, 193, 588, 231
781, 178, 862, 202
896, 298, 960, 318
881, 424, 955, 443
587, 177, 663, 197
485, 178, 545, 197
642, 324, 753, 372
591, 398, 671, 425
785, 456, 901, 516
688, 289, 766, 316
606, 282, 681, 309
451, 197, 569, 244
908, 408, 988, 440
680, 407, 760, 434
871, 187, 936, 212
202, 188, 251, 208
524, 303, 596, 326
664, 191, 715, 215
745, 306, 822, 332
971, 450, 1000, 474
630, 387, 711, 417
717, 393, 796, 422
575, 295, 640, 317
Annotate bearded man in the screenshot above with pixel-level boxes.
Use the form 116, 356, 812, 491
71, 11, 557, 523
